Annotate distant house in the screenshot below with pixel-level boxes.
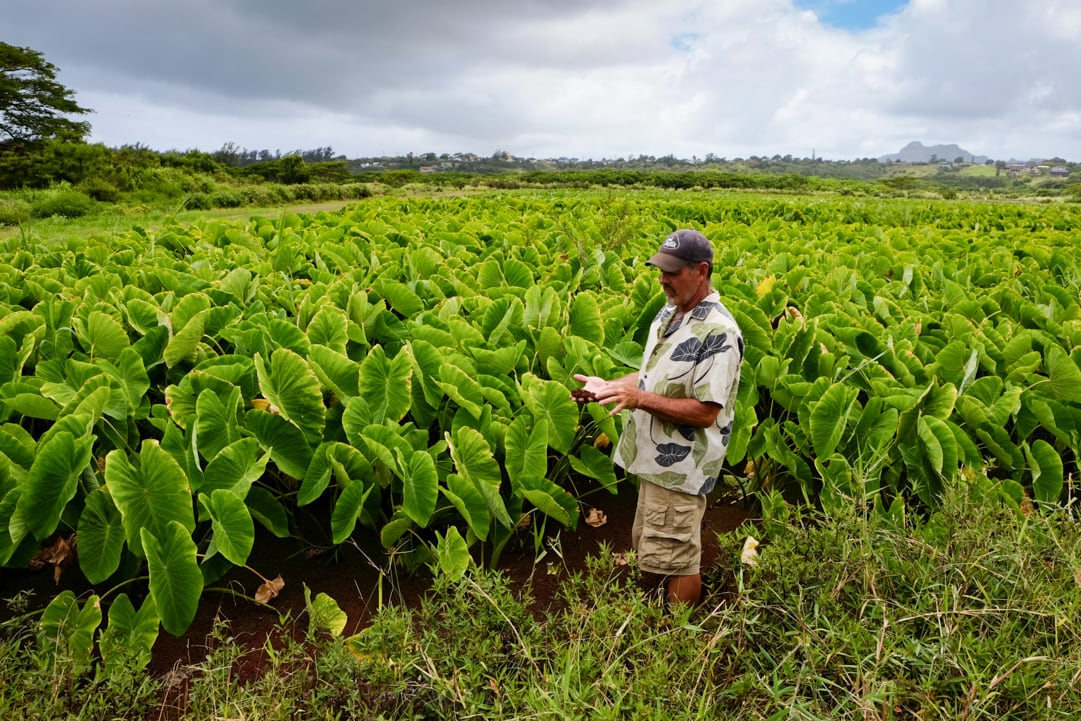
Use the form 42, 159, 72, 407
1050, 166, 1070, 177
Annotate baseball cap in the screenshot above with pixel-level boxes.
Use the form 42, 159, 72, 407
646, 229, 714, 272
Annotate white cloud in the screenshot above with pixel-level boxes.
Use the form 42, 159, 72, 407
5, 0, 1080, 160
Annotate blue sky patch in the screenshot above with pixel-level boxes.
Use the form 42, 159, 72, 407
670, 32, 702, 52
794, 0, 908, 31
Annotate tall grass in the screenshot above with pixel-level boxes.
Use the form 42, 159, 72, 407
4, 489, 1077, 719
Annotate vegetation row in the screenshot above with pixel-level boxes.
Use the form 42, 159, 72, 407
0, 189, 1079, 711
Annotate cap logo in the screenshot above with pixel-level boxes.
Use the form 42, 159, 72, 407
662, 235, 680, 250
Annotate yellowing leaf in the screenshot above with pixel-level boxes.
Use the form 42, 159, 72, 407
755, 275, 778, 299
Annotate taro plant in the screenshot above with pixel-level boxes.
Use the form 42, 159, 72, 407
1, 190, 1080, 651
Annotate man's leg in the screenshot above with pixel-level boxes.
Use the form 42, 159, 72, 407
632, 481, 706, 609
667, 573, 702, 607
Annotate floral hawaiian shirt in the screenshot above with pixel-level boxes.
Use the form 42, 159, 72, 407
613, 291, 743, 495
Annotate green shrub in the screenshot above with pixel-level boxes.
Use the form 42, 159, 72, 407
209, 190, 244, 208
0, 199, 31, 225
181, 192, 212, 210
79, 177, 121, 203
344, 183, 373, 199
240, 184, 293, 207
29, 188, 95, 218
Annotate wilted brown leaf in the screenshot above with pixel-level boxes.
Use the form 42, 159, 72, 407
592, 433, 610, 450
584, 507, 607, 528
255, 575, 285, 604
30, 534, 77, 585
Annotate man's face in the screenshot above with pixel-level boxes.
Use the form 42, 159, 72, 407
658, 261, 707, 308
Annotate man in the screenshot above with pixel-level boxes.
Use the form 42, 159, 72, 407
574, 228, 743, 607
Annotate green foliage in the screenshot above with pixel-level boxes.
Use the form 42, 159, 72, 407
0, 198, 30, 224
718, 492, 1081, 719
3, 488, 1080, 719
1, 189, 1080, 678
79, 176, 120, 203
0, 42, 91, 145
28, 186, 95, 218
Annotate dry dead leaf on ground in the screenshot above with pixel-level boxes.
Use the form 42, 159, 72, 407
30, 534, 77, 584
614, 552, 630, 567
585, 508, 607, 528
255, 575, 285, 604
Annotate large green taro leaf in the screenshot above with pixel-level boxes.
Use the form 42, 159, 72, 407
570, 294, 605, 348
1025, 439, 1064, 505
245, 408, 315, 480
75, 310, 130, 360
808, 382, 859, 459
567, 445, 618, 493
504, 415, 548, 492
359, 345, 412, 424
164, 307, 210, 368
198, 437, 270, 497
521, 478, 577, 528
330, 479, 374, 544
436, 362, 484, 421
446, 426, 511, 532
1045, 345, 1081, 404
306, 304, 349, 354
443, 473, 491, 541
141, 522, 202, 636
12, 425, 93, 544
254, 348, 326, 443
98, 594, 160, 675
401, 450, 438, 527
193, 386, 244, 462
77, 488, 126, 583
105, 440, 195, 558
38, 591, 101, 675
199, 488, 255, 566
309, 344, 360, 402
521, 373, 578, 454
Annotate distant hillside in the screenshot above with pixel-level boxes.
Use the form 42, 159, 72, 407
879, 141, 988, 164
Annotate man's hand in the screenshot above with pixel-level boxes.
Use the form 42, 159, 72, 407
572, 374, 641, 416
572, 373, 720, 427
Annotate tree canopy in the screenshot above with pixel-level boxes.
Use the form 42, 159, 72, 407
0, 42, 91, 146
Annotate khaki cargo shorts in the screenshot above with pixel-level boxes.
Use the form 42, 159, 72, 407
631, 480, 707, 576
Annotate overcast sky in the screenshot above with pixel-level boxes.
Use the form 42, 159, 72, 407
7, 0, 1080, 161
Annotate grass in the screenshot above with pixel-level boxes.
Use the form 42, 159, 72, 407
3, 489, 1079, 720
0, 198, 362, 245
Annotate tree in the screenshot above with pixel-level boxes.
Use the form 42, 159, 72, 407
1, 42, 91, 145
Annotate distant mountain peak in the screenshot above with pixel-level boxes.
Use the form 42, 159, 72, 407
880, 141, 987, 164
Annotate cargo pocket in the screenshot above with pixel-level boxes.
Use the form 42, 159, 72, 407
639, 494, 701, 575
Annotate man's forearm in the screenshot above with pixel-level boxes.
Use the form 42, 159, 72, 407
632, 390, 720, 428
608, 373, 719, 427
